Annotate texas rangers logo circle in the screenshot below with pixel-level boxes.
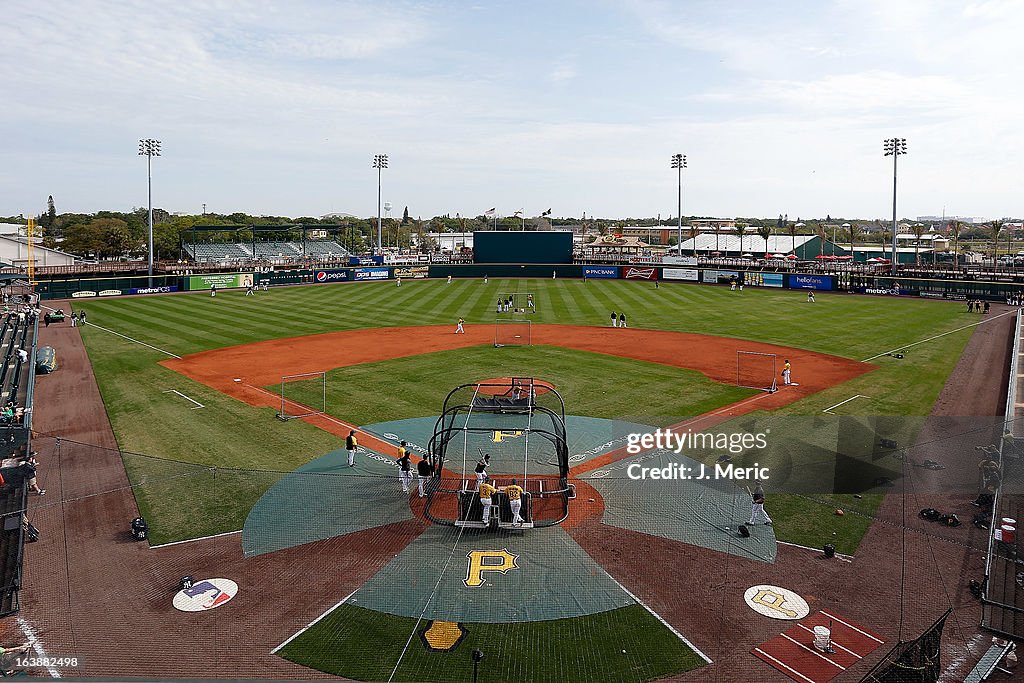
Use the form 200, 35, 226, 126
172, 578, 238, 612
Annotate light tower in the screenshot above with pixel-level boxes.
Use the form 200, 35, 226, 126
671, 154, 686, 254
139, 138, 162, 284
883, 138, 907, 276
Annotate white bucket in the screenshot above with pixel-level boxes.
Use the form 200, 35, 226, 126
813, 626, 831, 651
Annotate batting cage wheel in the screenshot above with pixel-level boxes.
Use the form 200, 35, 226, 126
423, 378, 571, 529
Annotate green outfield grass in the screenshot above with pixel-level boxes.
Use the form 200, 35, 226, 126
72, 279, 974, 549
278, 344, 756, 427
279, 603, 705, 683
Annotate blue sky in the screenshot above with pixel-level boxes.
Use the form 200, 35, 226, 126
2, 0, 1022, 221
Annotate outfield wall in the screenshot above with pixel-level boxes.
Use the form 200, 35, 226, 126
27, 264, 1024, 301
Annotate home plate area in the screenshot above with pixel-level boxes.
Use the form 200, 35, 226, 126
753, 610, 885, 683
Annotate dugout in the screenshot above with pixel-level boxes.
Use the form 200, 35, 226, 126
473, 231, 573, 264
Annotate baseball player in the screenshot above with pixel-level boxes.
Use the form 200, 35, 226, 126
245, 283, 254, 296
503, 478, 525, 526
447, 274, 452, 284
611, 311, 617, 327
346, 430, 358, 467
397, 442, 412, 493
807, 290, 815, 303
210, 284, 217, 297
527, 294, 535, 310
618, 313, 626, 328
261, 280, 268, 291
417, 455, 434, 497
396, 277, 402, 287
474, 454, 490, 490
479, 480, 498, 525
455, 317, 465, 334
747, 481, 772, 526
782, 359, 792, 386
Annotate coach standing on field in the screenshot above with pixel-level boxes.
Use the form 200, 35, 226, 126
417, 455, 434, 497
346, 430, 358, 467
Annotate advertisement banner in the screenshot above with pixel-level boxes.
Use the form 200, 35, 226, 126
621, 266, 658, 280
708, 270, 739, 284
395, 266, 429, 279
663, 256, 698, 266
662, 268, 699, 281
743, 273, 784, 288
188, 273, 254, 291
348, 256, 385, 266
354, 267, 390, 281
790, 274, 833, 291
583, 266, 619, 279
314, 269, 350, 283
855, 286, 902, 296
72, 291, 97, 298
129, 285, 179, 295
98, 289, 122, 297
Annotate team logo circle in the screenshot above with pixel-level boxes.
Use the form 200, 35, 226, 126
316, 271, 327, 282
173, 578, 238, 612
743, 584, 809, 620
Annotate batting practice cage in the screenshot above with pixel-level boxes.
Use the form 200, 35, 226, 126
275, 371, 326, 420
423, 378, 572, 529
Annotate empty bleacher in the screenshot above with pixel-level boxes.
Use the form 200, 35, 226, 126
183, 240, 350, 264
0, 304, 37, 617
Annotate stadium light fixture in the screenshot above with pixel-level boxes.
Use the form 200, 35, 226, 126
139, 138, 161, 285
671, 154, 686, 254
373, 154, 388, 255
883, 137, 907, 276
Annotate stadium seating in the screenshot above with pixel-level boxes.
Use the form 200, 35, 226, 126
183, 241, 350, 264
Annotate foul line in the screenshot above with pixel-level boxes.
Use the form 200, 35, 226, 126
163, 389, 204, 409
606, 573, 712, 663
271, 589, 358, 654
778, 540, 854, 562
149, 529, 241, 549
41, 305, 181, 359
17, 616, 61, 678
860, 310, 1015, 362
822, 395, 870, 414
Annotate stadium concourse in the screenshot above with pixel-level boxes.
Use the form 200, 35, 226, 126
1, 298, 1012, 681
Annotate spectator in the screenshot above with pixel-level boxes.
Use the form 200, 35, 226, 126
16, 348, 28, 364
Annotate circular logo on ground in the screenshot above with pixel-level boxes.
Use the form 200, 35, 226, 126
172, 578, 238, 612
743, 584, 809, 620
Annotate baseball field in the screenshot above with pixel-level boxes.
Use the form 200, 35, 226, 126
38, 276, 987, 682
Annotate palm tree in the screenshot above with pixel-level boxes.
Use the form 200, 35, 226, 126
990, 220, 1004, 267
735, 223, 748, 258
788, 220, 797, 256
911, 223, 926, 266
847, 223, 858, 262
756, 225, 772, 258
949, 219, 961, 269
714, 224, 721, 255
689, 224, 700, 257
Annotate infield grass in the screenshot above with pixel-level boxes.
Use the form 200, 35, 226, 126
279, 603, 705, 682
72, 279, 976, 548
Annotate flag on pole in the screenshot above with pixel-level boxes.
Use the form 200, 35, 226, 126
541, 208, 552, 217
513, 209, 523, 217
484, 208, 496, 217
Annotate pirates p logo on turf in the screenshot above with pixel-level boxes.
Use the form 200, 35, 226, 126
464, 549, 519, 587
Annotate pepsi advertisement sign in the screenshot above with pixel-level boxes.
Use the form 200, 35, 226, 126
790, 274, 833, 291
315, 269, 350, 283
355, 267, 390, 281
583, 266, 619, 279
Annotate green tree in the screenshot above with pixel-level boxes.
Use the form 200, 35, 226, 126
990, 220, 1004, 266
756, 225, 772, 257
402, 206, 410, 225
735, 222, 747, 257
